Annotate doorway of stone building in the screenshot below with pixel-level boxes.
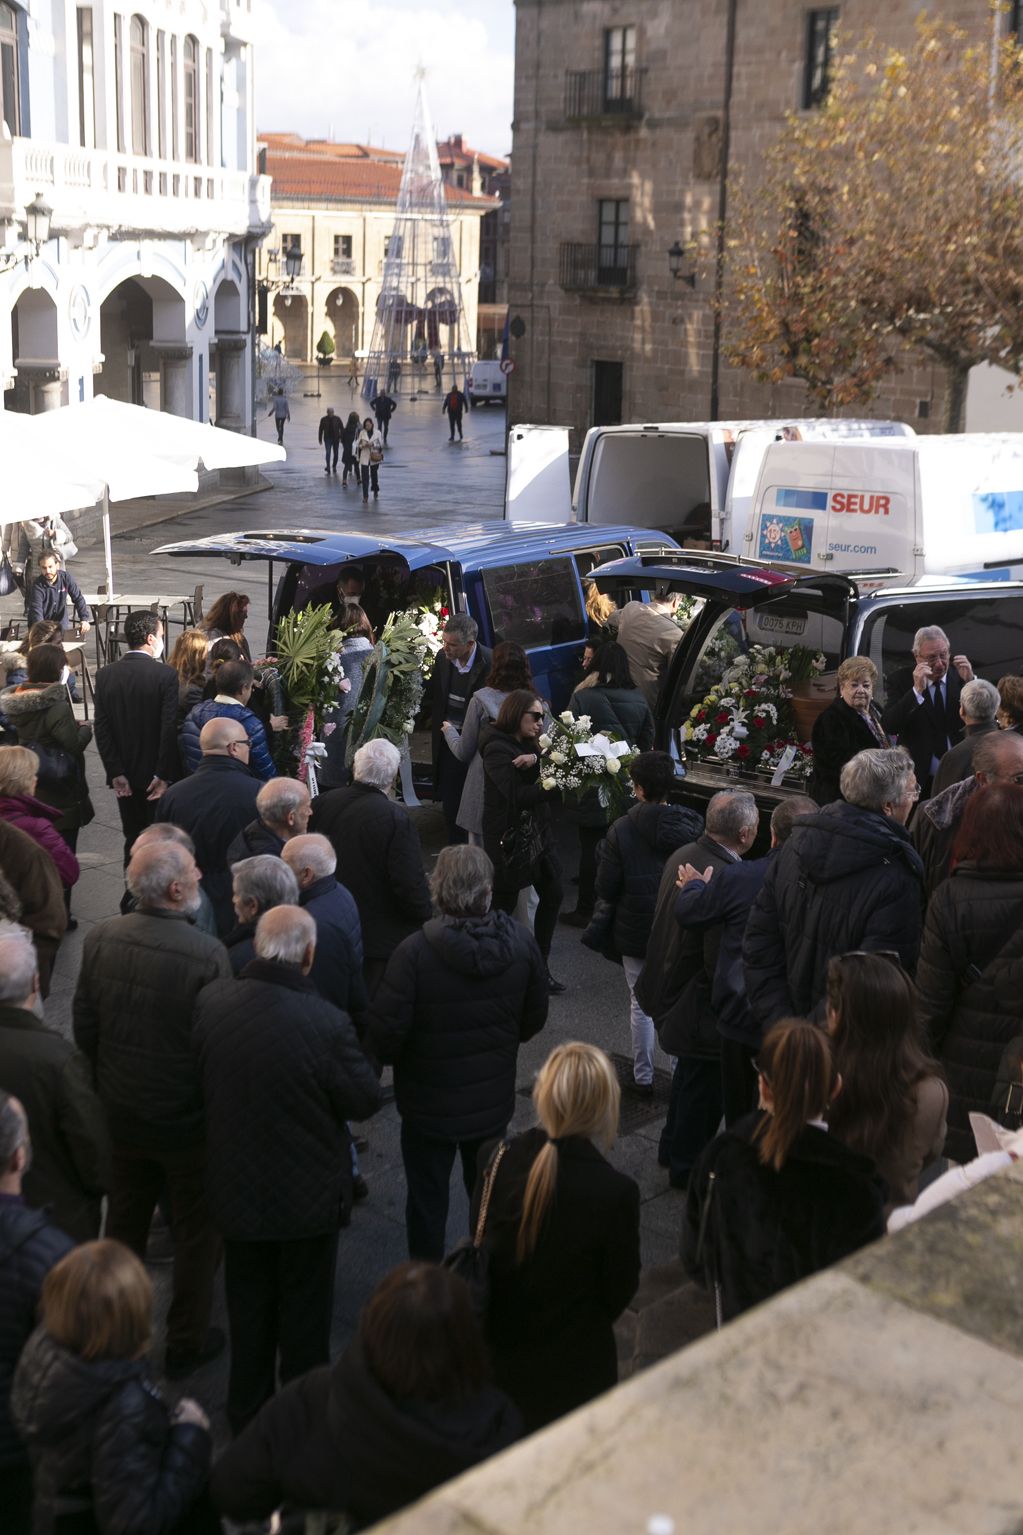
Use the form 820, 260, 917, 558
593, 359, 623, 427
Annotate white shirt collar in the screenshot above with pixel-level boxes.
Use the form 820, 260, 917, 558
453, 644, 477, 675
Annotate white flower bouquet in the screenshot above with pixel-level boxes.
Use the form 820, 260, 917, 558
540, 710, 638, 819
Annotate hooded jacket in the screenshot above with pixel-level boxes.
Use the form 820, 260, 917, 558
179, 697, 277, 781
0, 682, 94, 832
210, 1333, 521, 1531
911, 773, 979, 898
743, 802, 924, 1031
11, 1328, 211, 1535
0, 792, 79, 887
367, 911, 548, 1141
583, 799, 704, 959
0, 1203, 73, 1472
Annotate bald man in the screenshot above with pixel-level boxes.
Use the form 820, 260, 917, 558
156, 717, 263, 935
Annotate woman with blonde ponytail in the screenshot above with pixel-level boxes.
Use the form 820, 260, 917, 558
470, 1042, 640, 1433
682, 1018, 885, 1322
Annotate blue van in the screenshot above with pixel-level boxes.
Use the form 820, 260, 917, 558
153, 522, 682, 712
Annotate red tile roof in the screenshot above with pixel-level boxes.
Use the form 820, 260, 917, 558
264, 144, 497, 207
436, 134, 509, 172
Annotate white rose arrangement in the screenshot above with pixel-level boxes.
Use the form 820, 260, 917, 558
538, 710, 638, 819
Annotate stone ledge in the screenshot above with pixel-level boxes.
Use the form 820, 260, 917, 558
368, 1166, 1023, 1535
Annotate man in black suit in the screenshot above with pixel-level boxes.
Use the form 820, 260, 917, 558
94, 610, 179, 866
880, 624, 974, 799
431, 614, 492, 845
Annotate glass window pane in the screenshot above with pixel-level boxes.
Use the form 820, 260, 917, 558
861, 597, 1023, 707
113, 15, 124, 152
170, 36, 178, 160
483, 559, 585, 650
130, 17, 148, 156
156, 30, 165, 158
184, 36, 198, 162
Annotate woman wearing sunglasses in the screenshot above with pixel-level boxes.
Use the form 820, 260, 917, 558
481, 689, 564, 993
682, 1018, 885, 1322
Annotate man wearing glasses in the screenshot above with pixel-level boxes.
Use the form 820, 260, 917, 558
155, 719, 262, 936
912, 728, 1023, 898
881, 625, 974, 799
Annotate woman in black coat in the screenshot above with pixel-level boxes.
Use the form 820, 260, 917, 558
481, 688, 564, 987
683, 1020, 884, 1322
810, 656, 889, 805
474, 1042, 640, 1434
915, 782, 1023, 1161
12, 1240, 217, 1535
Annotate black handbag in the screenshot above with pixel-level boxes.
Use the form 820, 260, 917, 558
441, 1139, 508, 1318
0, 550, 20, 597
27, 740, 78, 787
498, 810, 544, 887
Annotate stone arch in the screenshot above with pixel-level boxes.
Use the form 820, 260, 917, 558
214, 277, 243, 333
324, 286, 360, 361
272, 291, 308, 359
98, 274, 188, 410
6, 288, 63, 413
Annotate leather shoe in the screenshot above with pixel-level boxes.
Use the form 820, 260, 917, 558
164, 1326, 226, 1380
625, 1080, 654, 1101
545, 969, 566, 995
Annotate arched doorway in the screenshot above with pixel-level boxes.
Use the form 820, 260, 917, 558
5, 288, 63, 413
99, 275, 188, 412
325, 286, 360, 361
213, 278, 246, 430
272, 292, 308, 359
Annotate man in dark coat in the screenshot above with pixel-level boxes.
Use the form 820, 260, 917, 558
94, 610, 179, 866
881, 623, 973, 797
368, 845, 548, 1261
225, 855, 300, 974
673, 795, 817, 1127
370, 390, 397, 443
635, 791, 759, 1190
311, 738, 431, 996
25, 551, 91, 633
912, 730, 1023, 897
930, 677, 1001, 796
156, 718, 262, 936
73, 840, 230, 1377
744, 747, 924, 1033
432, 616, 492, 845
0, 819, 66, 997
317, 406, 343, 472
225, 776, 312, 867
0, 1093, 74, 1530
194, 905, 382, 1433
282, 834, 368, 1025
0, 921, 109, 1241
442, 385, 468, 440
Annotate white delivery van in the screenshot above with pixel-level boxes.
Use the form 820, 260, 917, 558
748, 433, 1023, 582
466, 360, 508, 407
508, 417, 913, 539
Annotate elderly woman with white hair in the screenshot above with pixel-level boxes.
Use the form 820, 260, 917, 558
311, 738, 432, 997
225, 854, 300, 974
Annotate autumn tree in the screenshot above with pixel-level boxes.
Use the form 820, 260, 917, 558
725, 10, 1023, 430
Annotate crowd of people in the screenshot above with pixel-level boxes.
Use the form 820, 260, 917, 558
1, 582, 1022, 1534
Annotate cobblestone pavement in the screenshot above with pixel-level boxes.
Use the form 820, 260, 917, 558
2, 378, 700, 1443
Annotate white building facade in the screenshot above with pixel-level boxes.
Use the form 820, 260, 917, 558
0, 0, 270, 428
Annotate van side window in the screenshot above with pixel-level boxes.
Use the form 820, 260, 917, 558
483, 558, 585, 649
861, 596, 1023, 705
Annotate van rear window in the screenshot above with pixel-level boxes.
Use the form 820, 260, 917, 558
860, 596, 1023, 705
483, 558, 585, 650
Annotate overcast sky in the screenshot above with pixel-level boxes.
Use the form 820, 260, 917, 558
255, 1, 516, 159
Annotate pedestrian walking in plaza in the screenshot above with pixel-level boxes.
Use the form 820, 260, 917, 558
224, 854, 300, 974
12, 1240, 218, 1535
210, 1261, 521, 1529
370, 389, 397, 444
225, 775, 311, 865
318, 405, 343, 473
0, 1093, 74, 1532
180, 659, 278, 781
433, 348, 444, 387
157, 718, 263, 936
24, 550, 91, 634
356, 417, 384, 502
193, 905, 381, 1433
368, 845, 548, 1262
93, 610, 179, 868
268, 389, 290, 445
386, 358, 402, 393
0, 922, 110, 1242
341, 410, 361, 486
72, 840, 230, 1378
441, 641, 535, 845
432, 615, 492, 846
472, 1042, 639, 1434
683, 1020, 885, 1322
442, 385, 468, 441
281, 833, 368, 1023
0, 819, 66, 997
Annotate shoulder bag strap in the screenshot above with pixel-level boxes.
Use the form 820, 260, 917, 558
472, 1139, 509, 1249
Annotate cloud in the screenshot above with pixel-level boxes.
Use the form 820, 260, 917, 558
254, 0, 515, 158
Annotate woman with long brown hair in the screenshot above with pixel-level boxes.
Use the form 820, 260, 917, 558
442, 641, 537, 844
826, 952, 947, 1208
472, 1042, 640, 1433
683, 1019, 884, 1322
202, 591, 252, 662
169, 628, 209, 725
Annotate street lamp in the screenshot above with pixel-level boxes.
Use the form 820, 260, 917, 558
25, 193, 52, 254
284, 245, 303, 282
668, 240, 696, 289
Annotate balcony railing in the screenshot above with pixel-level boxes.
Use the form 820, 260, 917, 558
564, 67, 646, 121
331, 256, 355, 275
559, 242, 638, 293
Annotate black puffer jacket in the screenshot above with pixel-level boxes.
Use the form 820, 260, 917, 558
210, 1334, 521, 1531
583, 800, 704, 959
564, 687, 655, 827
0, 1204, 72, 1472
743, 802, 924, 1031
224, 816, 284, 869
480, 723, 559, 872
367, 912, 548, 1141
72, 910, 231, 1150
193, 959, 382, 1241
12, 1328, 211, 1535
915, 866, 1023, 1162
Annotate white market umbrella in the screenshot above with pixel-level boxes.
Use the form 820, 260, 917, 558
28, 396, 287, 478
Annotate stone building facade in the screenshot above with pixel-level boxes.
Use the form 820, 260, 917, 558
0, 0, 269, 429
508, 0, 1009, 449
436, 134, 511, 359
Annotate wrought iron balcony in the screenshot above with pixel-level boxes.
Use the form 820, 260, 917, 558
559, 242, 638, 293
564, 67, 646, 121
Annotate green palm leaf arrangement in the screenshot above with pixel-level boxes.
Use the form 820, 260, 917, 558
273, 604, 344, 720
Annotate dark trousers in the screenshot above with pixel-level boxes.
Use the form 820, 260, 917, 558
659, 1056, 723, 1184
275, 418, 285, 444
360, 462, 380, 499
223, 1232, 338, 1433
0, 1463, 32, 1535
437, 746, 469, 845
324, 440, 339, 470
574, 822, 605, 916
400, 1120, 490, 1261
62, 824, 79, 916
116, 791, 157, 868
493, 850, 563, 958
105, 1139, 219, 1356
447, 410, 463, 440
721, 1037, 759, 1128
375, 415, 390, 443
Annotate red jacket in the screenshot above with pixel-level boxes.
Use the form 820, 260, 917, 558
0, 793, 80, 887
